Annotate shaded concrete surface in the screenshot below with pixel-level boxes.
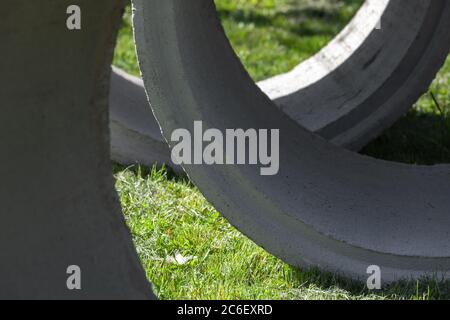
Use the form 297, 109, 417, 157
110, 67, 181, 172
0, 0, 154, 299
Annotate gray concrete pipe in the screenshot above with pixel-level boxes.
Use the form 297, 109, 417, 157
132, 0, 450, 282
0, 0, 154, 298
111, 0, 449, 169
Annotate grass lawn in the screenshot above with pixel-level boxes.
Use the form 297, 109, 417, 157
113, 0, 450, 299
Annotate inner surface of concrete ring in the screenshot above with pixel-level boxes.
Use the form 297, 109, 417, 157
111, 0, 450, 169
1, 0, 153, 298
133, 0, 450, 282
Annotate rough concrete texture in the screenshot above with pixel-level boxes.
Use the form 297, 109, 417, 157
0, 0, 153, 298
110, 67, 182, 171
111, 0, 450, 168
133, 0, 450, 282
259, 0, 448, 150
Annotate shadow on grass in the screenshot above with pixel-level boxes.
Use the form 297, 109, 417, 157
217, 0, 364, 38
362, 109, 450, 165
288, 266, 450, 299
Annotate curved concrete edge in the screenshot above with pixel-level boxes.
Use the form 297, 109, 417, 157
133, 0, 450, 283
326, 0, 450, 150
258, 0, 390, 100
1, 0, 154, 299
110, 67, 182, 173
111, 0, 449, 169
260, 0, 449, 150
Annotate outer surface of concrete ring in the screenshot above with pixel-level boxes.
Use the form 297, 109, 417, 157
1, 0, 153, 298
259, 0, 448, 150
110, 68, 182, 171
111, 0, 450, 168
133, 0, 450, 282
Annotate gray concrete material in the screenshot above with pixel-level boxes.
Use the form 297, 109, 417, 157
111, 0, 449, 168
259, 0, 447, 150
133, 0, 450, 282
1, 0, 153, 299
110, 67, 181, 171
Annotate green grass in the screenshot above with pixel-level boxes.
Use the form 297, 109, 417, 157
113, 0, 450, 299
113, 5, 140, 76
216, 0, 364, 81
115, 165, 450, 300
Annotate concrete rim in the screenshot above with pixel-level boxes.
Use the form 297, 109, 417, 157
259, 0, 449, 150
111, 0, 450, 169
132, 0, 450, 282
